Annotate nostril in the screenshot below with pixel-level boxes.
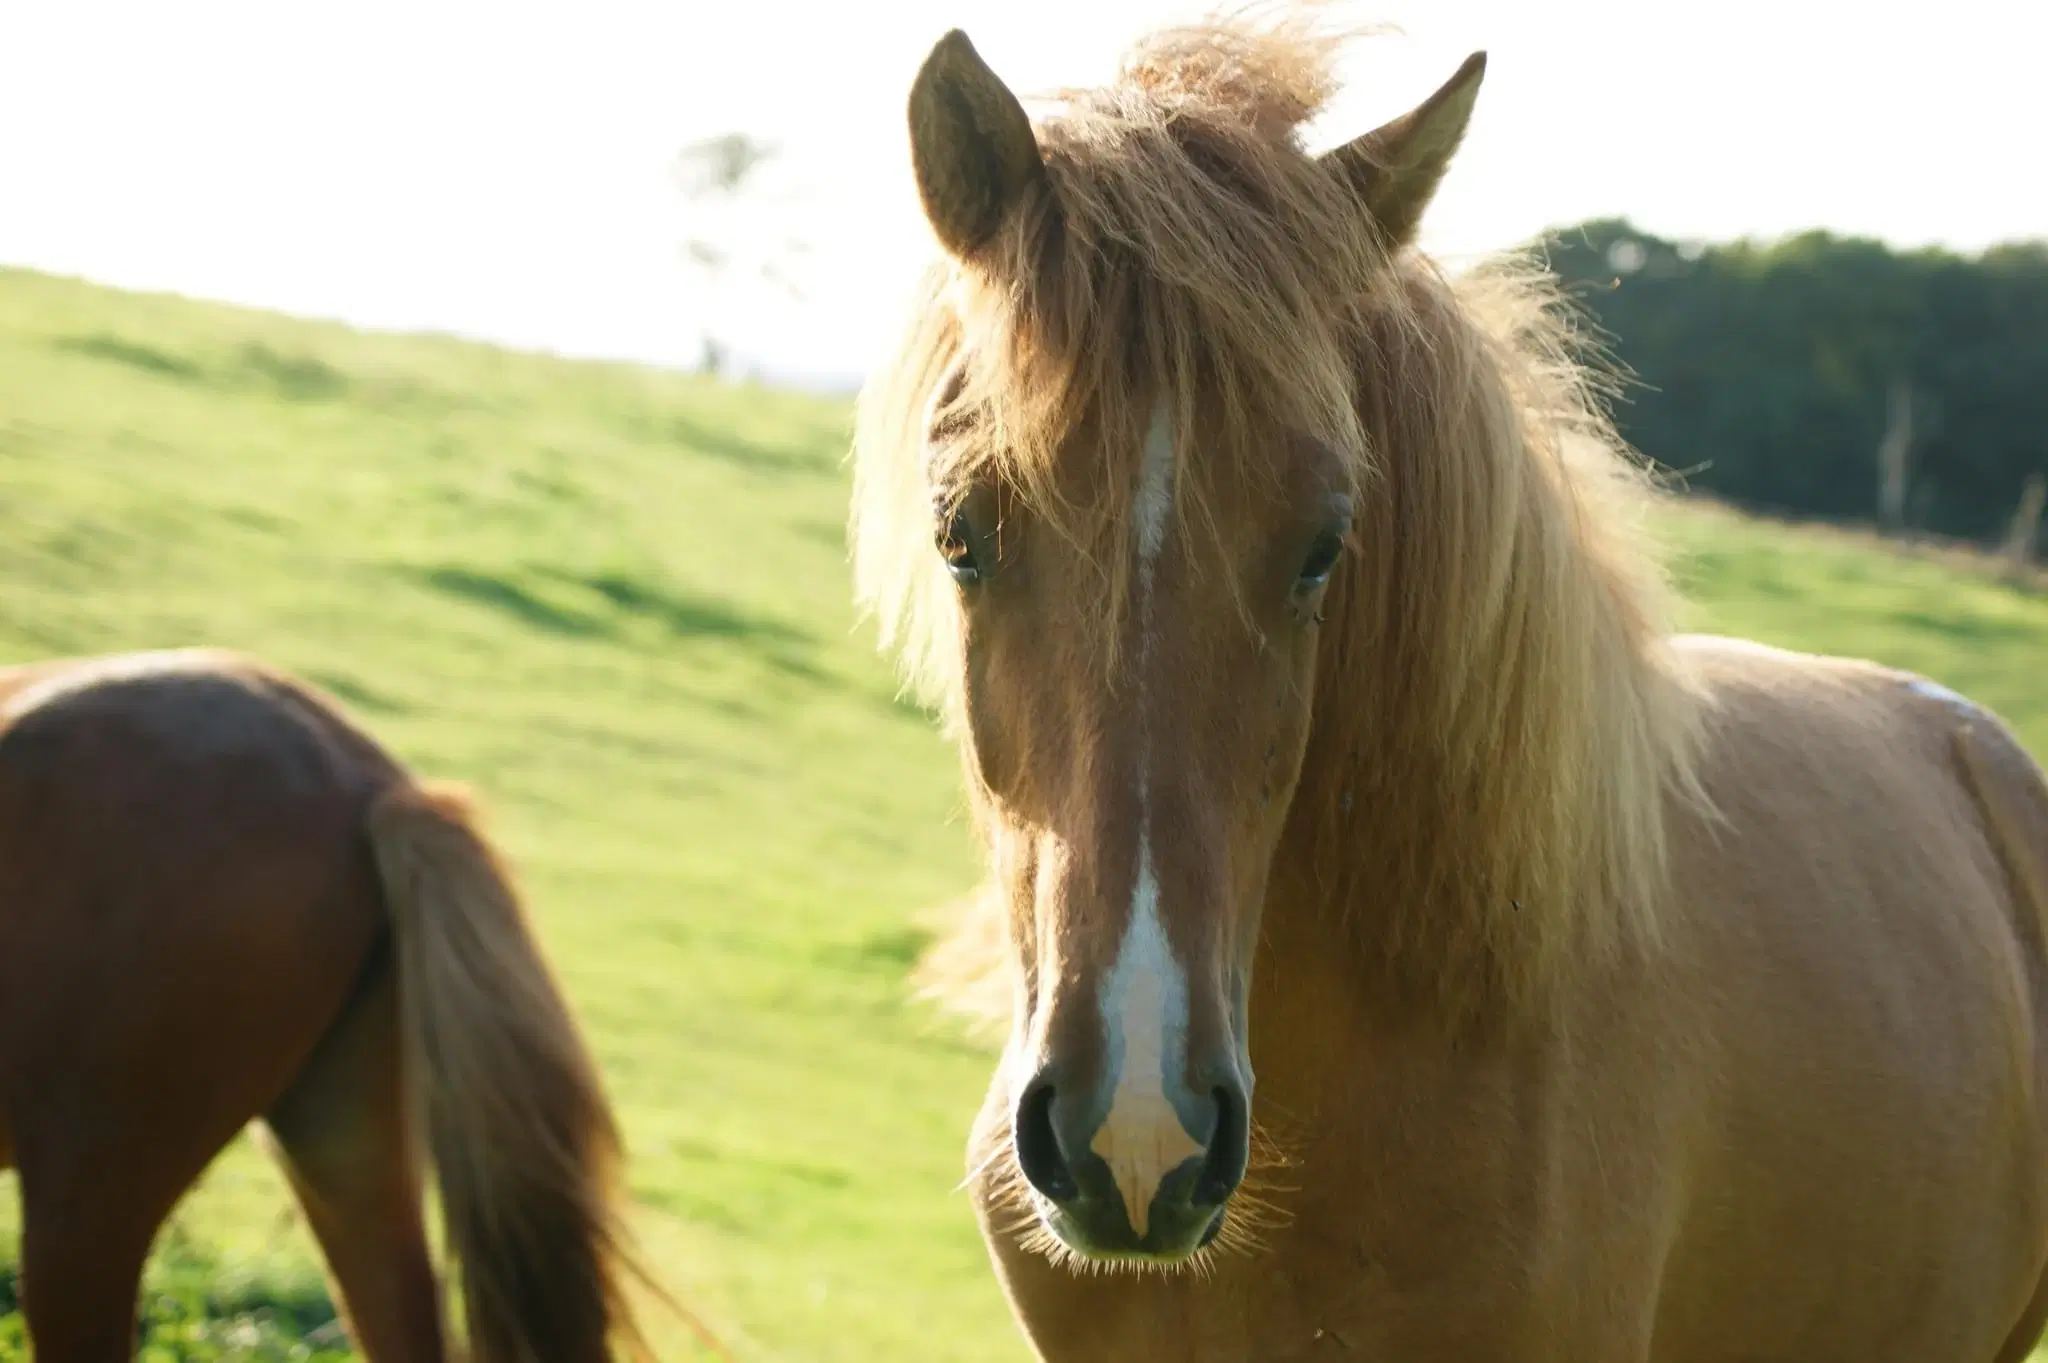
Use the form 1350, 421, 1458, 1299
1193, 1083, 1250, 1207
1013, 1081, 1078, 1203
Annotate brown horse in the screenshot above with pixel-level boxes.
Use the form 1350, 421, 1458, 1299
0, 647, 653, 1362
853, 9, 2048, 1360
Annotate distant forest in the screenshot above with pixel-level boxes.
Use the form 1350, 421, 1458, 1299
1535, 219, 2048, 545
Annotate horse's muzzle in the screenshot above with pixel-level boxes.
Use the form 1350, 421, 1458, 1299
1012, 1063, 1250, 1261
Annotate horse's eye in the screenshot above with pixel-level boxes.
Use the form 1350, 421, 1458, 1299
937, 510, 981, 586
1297, 527, 1344, 590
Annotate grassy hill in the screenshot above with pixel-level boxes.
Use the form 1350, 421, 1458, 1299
0, 264, 2044, 1361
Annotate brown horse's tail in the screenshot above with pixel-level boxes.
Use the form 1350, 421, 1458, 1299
365, 780, 651, 1363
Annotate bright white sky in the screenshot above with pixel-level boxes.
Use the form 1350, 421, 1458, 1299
2, 1, 2041, 388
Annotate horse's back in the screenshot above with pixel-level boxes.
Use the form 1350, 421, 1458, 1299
1653, 633, 2048, 1359
0, 648, 402, 1178
0, 648, 398, 787
1672, 632, 2048, 976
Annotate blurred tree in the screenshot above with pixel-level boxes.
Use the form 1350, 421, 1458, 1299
676, 132, 810, 378
1537, 220, 2048, 544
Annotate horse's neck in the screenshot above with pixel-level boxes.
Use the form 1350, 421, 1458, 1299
1249, 859, 1410, 1079
1248, 818, 1551, 1088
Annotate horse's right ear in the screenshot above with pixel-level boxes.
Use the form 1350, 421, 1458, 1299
908, 30, 1046, 261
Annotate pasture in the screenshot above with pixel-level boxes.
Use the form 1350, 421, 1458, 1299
1, 263, 2044, 1360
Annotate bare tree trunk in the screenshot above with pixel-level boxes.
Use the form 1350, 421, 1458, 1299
1876, 378, 1913, 537
2002, 473, 2046, 584
677, 132, 797, 383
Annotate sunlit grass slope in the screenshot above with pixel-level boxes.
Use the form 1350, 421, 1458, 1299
0, 264, 2042, 1360
0, 264, 993, 1363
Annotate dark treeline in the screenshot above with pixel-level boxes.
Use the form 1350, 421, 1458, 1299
1534, 219, 2048, 543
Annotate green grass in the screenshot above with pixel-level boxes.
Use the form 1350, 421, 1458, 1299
0, 265, 994, 1362
0, 263, 2043, 1360
1665, 500, 2048, 746
0, 1229, 352, 1363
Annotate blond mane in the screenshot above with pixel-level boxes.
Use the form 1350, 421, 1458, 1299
854, 5, 1706, 1023
1302, 258, 1708, 1018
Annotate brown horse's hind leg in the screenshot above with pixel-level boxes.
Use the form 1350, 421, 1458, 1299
14, 1136, 206, 1363
15, 1190, 157, 1362
264, 940, 446, 1363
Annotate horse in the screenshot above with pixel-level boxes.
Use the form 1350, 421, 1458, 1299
851, 10, 2048, 1360
0, 647, 655, 1362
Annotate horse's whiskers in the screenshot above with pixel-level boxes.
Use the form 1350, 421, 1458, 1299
958, 1127, 1018, 1196
959, 1098, 1302, 1275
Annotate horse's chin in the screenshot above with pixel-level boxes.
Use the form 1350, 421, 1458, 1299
1027, 1195, 1228, 1275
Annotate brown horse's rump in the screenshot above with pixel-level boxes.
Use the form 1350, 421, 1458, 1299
0, 648, 652, 1363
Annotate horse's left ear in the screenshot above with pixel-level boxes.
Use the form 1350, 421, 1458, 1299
1320, 50, 1487, 249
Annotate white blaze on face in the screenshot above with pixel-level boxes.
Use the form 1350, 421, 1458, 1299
1090, 410, 1201, 1236
1134, 408, 1175, 567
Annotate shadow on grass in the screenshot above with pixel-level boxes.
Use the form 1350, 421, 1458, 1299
51, 332, 359, 407
406, 562, 830, 681
662, 413, 840, 477
307, 669, 413, 717
412, 565, 606, 638
236, 343, 349, 402
549, 567, 809, 647
821, 924, 935, 976
51, 332, 204, 382
1890, 607, 2041, 646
